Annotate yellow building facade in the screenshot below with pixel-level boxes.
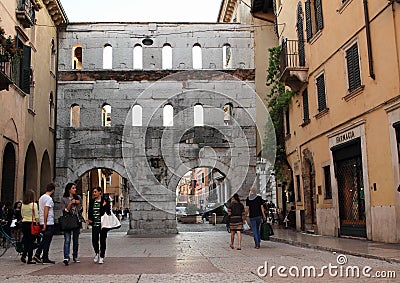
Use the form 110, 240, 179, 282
0, 0, 66, 203
277, 0, 400, 243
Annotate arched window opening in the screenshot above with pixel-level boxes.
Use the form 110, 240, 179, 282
192, 44, 202, 69
163, 104, 173, 127
103, 44, 112, 69
162, 44, 172, 70
222, 44, 232, 69
49, 92, 55, 128
194, 104, 204, 126
70, 104, 81, 127
132, 105, 142, 126
133, 44, 143, 69
50, 38, 56, 73
72, 44, 82, 70
223, 103, 233, 125
102, 104, 112, 127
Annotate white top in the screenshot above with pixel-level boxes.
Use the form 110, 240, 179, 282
38, 193, 54, 225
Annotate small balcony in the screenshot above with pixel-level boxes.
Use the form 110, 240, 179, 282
279, 39, 308, 92
16, 0, 36, 28
0, 50, 14, 91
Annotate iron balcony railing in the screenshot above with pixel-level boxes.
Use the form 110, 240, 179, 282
16, 0, 36, 28
0, 47, 15, 90
279, 39, 306, 74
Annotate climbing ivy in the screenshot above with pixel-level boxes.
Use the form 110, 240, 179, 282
264, 46, 295, 181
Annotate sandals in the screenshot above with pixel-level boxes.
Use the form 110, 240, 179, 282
230, 244, 234, 249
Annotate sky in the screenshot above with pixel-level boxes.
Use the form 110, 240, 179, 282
59, 0, 223, 23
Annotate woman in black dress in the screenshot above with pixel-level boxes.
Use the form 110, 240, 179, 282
228, 193, 246, 250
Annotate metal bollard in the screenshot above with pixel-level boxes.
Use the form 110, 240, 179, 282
212, 213, 216, 225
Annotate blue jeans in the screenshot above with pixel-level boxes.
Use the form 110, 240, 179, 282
35, 225, 54, 260
250, 216, 262, 246
63, 227, 80, 260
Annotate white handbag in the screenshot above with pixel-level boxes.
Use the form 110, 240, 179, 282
101, 211, 121, 230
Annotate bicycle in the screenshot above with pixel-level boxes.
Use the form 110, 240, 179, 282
0, 219, 23, 257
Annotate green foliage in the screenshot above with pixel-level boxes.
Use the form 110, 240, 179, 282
0, 24, 22, 62
264, 46, 295, 181
185, 203, 198, 215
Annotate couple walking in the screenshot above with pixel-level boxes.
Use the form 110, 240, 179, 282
61, 185, 112, 265
228, 187, 266, 250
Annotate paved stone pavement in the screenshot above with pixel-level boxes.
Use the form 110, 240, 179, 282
0, 220, 399, 282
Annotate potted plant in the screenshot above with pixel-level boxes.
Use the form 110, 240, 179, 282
180, 203, 202, 224
0, 26, 22, 62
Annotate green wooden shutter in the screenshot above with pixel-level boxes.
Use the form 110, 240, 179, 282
346, 43, 361, 92
297, 2, 305, 66
21, 44, 31, 94
305, 0, 313, 41
316, 73, 326, 111
302, 88, 310, 122
315, 0, 324, 31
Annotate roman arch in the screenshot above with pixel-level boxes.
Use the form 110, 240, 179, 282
56, 23, 263, 235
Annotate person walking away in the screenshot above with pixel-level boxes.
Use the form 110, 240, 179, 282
245, 187, 266, 249
87, 187, 111, 264
60, 182, 82, 265
228, 193, 246, 250
33, 183, 56, 264
20, 190, 39, 264
11, 201, 22, 241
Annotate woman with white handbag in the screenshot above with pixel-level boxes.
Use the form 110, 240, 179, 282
87, 187, 111, 264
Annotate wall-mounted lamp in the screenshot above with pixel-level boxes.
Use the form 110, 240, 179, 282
142, 36, 153, 46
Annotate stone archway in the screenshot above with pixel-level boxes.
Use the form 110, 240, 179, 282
302, 148, 317, 232
1, 142, 16, 203
23, 142, 38, 194
40, 150, 52, 195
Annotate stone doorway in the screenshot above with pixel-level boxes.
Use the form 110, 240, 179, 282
1, 142, 16, 203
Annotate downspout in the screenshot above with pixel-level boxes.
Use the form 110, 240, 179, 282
53, 27, 59, 181
391, 1, 400, 93
363, 0, 376, 80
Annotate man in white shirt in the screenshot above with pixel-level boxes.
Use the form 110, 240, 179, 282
33, 183, 56, 264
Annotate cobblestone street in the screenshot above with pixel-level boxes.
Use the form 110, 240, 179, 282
0, 221, 399, 282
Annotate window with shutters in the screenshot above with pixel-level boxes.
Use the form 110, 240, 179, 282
316, 73, 327, 112
15, 37, 31, 94
296, 2, 306, 67
302, 88, 310, 123
345, 42, 362, 93
305, 0, 323, 42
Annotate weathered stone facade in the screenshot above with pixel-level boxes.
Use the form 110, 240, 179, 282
56, 23, 256, 235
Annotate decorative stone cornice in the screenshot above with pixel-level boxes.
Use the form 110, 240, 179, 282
42, 0, 68, 26
219, 0, 238, 23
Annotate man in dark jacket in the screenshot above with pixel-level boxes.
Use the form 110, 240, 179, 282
87, 187, 110, 264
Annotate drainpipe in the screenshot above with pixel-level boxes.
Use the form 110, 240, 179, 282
363, 0, 376, 80
53, 26, 60, 182
391, 1, 400, 93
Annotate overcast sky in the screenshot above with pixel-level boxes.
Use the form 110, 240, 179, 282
59, 0, 223, 22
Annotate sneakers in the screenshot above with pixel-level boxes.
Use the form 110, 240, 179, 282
98, 257, 104, 264
32, 255, 42, 263
63, 259, 69, 266
42, 258, 55, 264
73, 258, 80, 263
27, 261, 36, 264
93, 254, 99, 263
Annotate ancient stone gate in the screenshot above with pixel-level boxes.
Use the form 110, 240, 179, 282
56, 23, 256, 235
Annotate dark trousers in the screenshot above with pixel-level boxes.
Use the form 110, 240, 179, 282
92, 226, 108, 258
21, 222, 35, 261
35, 225, 54, 260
